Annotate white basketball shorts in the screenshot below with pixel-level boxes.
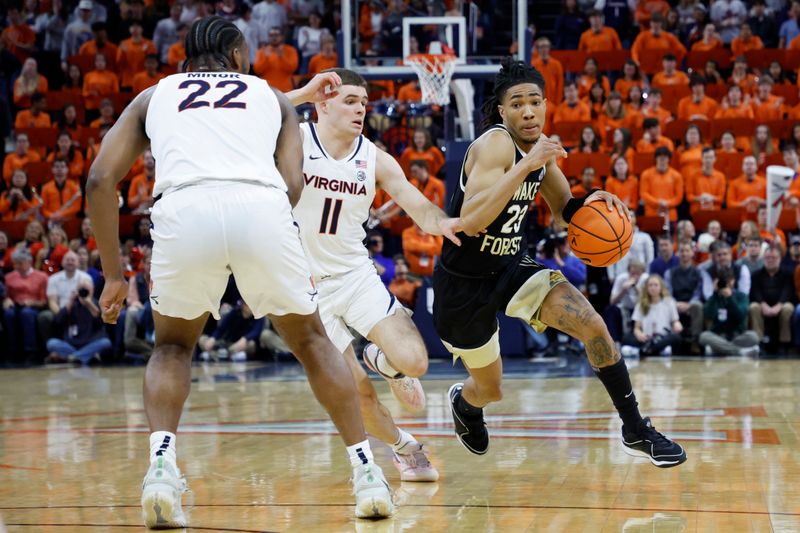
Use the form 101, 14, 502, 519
149, 181, 318, 320
315, 261, 406, 353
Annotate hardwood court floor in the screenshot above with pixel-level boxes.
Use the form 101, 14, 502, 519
1, 357, 799, 532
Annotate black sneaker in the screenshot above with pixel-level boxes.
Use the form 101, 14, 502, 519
622, 417, 687, 468
448, 383, 489, 455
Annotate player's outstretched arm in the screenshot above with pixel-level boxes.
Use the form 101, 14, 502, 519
273, 89, 305, 207
285, 71, 342, 106
375, 149, 462, 245
86, 88, 153, 324
460, 132, 565, 236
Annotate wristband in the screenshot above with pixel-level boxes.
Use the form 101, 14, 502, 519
562, 189, 601, 224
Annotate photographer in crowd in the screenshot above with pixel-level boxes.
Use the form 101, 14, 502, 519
44, 280, 112, 365
699, 266, 760, 356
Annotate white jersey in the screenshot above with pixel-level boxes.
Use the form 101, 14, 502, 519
294, 122, 377, 280
145, 72, 285, 197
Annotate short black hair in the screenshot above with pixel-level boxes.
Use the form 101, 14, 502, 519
655, 146, 672, 159
409, 160, 428, 171
185, 16, 244, 72
481, 57, 545, 129
702, 146, 715, 155
321, 68, 368, 89
643, 117, 659, 129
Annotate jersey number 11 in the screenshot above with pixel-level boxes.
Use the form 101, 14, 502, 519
319, 197, 343, 234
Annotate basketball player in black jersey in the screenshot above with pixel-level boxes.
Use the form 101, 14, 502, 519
434, 58, 686, 467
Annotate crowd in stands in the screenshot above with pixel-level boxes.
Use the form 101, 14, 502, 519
4, 0, 800, 364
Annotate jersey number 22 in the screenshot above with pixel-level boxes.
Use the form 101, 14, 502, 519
177, 80, 247, 111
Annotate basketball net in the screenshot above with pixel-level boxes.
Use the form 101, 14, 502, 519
405, 42, 457, 106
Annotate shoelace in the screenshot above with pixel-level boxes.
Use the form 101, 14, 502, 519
640, 422, 673, 449
410, 446, 431, 468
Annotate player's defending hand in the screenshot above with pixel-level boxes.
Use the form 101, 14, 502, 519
300, 71, 342, 103
585, 190, 631, 221
98, 278, 129, 324
439, 217, 464, 246
522, 137, 567, 172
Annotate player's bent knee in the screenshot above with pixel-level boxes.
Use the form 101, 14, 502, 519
477, 382, 503, 403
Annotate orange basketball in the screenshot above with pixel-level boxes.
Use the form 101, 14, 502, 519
567, 200, 633, 267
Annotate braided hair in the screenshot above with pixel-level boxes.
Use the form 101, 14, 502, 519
481, 57, 546, 129
184, 16, 244, 72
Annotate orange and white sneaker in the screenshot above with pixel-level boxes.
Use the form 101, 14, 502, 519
392, 442, 439, 482
362, 343, 426, 411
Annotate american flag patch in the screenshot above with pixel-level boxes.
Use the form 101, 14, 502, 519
355, 160, 367, 169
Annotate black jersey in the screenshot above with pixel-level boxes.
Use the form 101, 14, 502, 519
440, 125, 545, 276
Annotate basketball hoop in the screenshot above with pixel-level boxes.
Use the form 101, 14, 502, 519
405, 53, 457, 106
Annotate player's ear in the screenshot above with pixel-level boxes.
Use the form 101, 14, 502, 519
497, 103, 506, 121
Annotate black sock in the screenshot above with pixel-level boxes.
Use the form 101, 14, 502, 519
594, 359, 643, 432
456, 390, 482, 416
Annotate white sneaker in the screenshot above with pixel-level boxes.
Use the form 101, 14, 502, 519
739, 345, 760, 358
231, 350, 247, 362
217, 348, 229, 361
362, 343, 426, 411
141, 457, 187, 529
393, 443, 439, 482
352, 463, 393, 518
620, 345, 640, 358
199, 351, 212, 362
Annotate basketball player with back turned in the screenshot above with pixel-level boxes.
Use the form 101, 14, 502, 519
434, 58, 687, 467
86, 17, 392, 528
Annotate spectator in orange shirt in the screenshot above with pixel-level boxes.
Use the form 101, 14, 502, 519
651, 54, 689, 90
12, 58, 49, 108
579, 10, 622, 53
731, 23, 764, 56
615, 60, 645, 102
727, 155, 766, 218
715, 85, 754, 120
132, 54, 165, 95
1, 6, 36, 63
624, 85, 645, 130
166, 23, 188, 69
598, 92, 627, 143
641, 88, 672, 126
635, 0, 670, 28
388, 258, 422, 308
253, 26, 299, 93
578, 126, 602, 154
531, 37, 564, 105
79, 22, 119, 70
609, 127, 635, 170
14, 93, 52, 129
577, 57, 611, 101
687, 147, 726, 215
751, 124, 777, 167
640, 146, 684, 222
729, 56, 758, 96
399, 129, 445, 178
677, 124, 704, 178
554, 82, 591, 123
0, 169, 42, 222
82, 53, 120, 113
631, 13, 687, 65
408, 160, 446, 209
47, 131, 85, 182
3, 133, 41, 185
783, 145, 800, 206
690, 23, 724, 51
89, 98, 116, 129
751, 77, 785, 123
128, 149, 156, 213
56, 104, 82, 144
570, 167, 598, 197
677, 74, 719, 121
41, 158, 82, 223
756, 205, 785, 248
636, 117, 675, 154
396, 80, 422, 102
116, 21, 157, 89
586, 82, 608, 120
606, 156, 639, 211
358, 0, 384, 53
308, 34, 337, 76
401, 223, 443, 277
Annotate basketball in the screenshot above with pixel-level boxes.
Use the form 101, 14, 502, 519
567, 200, 632, 267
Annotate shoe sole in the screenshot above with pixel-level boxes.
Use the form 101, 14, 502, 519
142, 483, 186, 529
398, 469, 440, 482
622, 444, 687, 468
355, 489, 394, 518
448, 383, 488, 456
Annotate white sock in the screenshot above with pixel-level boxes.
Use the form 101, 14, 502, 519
149, 431, 177, 465
346, 439, 375, 468
373, 348, 401, 378
390, 428, 418, 454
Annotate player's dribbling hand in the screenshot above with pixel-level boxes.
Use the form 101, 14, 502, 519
523, 137, 567, 171
586, 190, 631, 221
98, 278, 129, 324
439, 217, 464, 245
302, 71, 342, 103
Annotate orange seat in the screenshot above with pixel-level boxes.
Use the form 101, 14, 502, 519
587, 50, 630, 71
710, 118, 755, 140
772, 83, 799, 107
62, 217, 83, 240
109, 92, 134, 115
686, 49, 732, 70
161, 64, 178, 76
633, 152, 656, 175
23, 161, 52, 189
759, 153, 786, 172
664, 119, 711, 142
715, 152, 745, 180
785, 50, 800, 70
778, 208, 798, 231
68, 54, 96, 76
549, 50, 586, 73
552, 120, 592, 147
744, 49, 784, 69
659, 85, 691, 114
119, 214, 144, 239
764, 119, 794, 141
17, 127, 58, 153
0, 221, 30, 241
636, 215, 669, 234
705, 83, 728, 101
564, 152, 611, 179
692, 208, 744, 233
637, 49, 671, 75
77, 127, 102, 147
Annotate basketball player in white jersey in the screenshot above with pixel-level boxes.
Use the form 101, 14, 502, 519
285, 70, 461, 482
86, 17, 393, 527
